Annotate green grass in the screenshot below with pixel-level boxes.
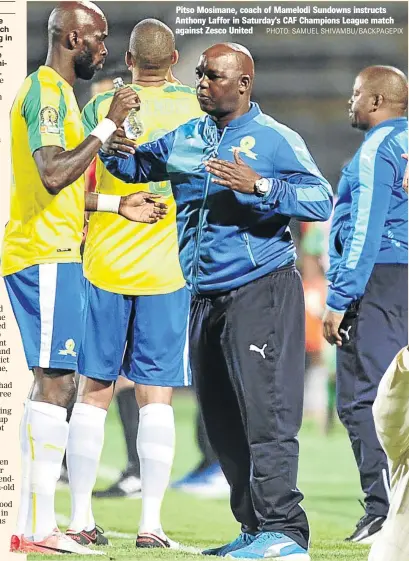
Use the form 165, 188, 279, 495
30, 392, 369, 561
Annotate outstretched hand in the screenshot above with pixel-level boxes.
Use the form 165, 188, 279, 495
204, 149, 261, 193
102, 128, 136, 159
119, 192, 167, 224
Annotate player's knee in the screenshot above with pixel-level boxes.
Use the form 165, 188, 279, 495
76, 374, 114, 410
135, 384, 173, 408
32, 368, 76, 407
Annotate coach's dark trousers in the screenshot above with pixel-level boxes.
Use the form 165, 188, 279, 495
337, 264, 408, 518
189, 266, 310, 550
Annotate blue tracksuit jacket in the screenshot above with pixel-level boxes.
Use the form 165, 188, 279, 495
327, 117, 408, 312
100, 102, 333, 295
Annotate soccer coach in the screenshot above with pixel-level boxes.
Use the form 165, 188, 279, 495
99, 43, 333, 560
323, 66, 408, 544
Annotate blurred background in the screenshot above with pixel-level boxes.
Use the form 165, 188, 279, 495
28, 1, 408, 188
27, 0, 408, 432
26, 3, 408, 558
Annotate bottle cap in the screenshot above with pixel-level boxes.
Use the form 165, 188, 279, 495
113, 77, 124, 89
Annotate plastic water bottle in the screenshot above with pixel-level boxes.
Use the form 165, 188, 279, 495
113, 77, 144, 140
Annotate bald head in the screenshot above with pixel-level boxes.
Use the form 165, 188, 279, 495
195, 43, 254, 124
128, 19, 175, 71
349, 65, 407, 130
203, 43, 255, 81
48, 1, 106, 45
46, 1, 108, 82
359, 65, 408, 111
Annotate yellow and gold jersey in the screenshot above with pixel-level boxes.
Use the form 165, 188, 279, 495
1, 66, 85, 276
82, 82, 202, 295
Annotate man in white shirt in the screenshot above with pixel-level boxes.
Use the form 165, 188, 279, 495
369, 347, 409, 561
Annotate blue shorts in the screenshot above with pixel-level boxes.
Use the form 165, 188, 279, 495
78, 281, 191, 387
4, 263, 84, 370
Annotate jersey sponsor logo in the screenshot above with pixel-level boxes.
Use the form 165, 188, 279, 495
39, 106, 60, 134
56, 248, 72, 253
58, 339, 77, 357
249, 343, 267, 359
229, 136, 257, 160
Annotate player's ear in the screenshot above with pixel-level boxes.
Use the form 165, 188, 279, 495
67, 30, 80, 50
125, 51, 133, 71
239, 75, 251, 94
373, 93, 384, 111
171, 49, 179, 67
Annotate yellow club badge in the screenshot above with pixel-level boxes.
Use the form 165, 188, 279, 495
58, 339, 77, 357
39, 106, 60, 135
229, 136, 257, 160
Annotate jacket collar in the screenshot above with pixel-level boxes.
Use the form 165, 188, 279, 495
201, 102, 261, 144
365, 116, 407, 139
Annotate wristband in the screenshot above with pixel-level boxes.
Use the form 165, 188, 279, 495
97, 194, 121, 213
90, 118, 117, 144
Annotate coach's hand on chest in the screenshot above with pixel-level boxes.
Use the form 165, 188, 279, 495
204, 148, 262, 194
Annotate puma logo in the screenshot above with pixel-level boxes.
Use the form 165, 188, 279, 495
249, 343, 267, 359
339, 325, 352, 341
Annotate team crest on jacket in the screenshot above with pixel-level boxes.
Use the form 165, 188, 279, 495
229, 136, 257, 160
39, 106, 60, 134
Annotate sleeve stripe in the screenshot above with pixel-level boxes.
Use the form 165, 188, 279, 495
22, 73, 42, 151
82, 92, 114, 135
274, 127, 333, 203
297, 185, 331, 202
255, 114, 333, 196
345, 126, 394, 270
56, 81, 67, 149
23, 71, 67, 154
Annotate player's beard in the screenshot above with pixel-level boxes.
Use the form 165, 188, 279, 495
74, 45, 99, 81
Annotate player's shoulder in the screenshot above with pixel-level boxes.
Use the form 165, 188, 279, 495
362, 120, 408, 160
17, 68, 56, 100
162, 82, 197, 98
84, 87, 115, 110
83, 83, 143, 113
174, 116, 203, 138
254, 112, 305, 147
31, 66, 69, 94
16, 67, 63, 116
380, 119, 408, 153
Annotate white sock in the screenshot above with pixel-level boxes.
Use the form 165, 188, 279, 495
67, 403, 107, 532
137, 403, 175, 536
15, 400, 31, 536
25, 401, 68, 541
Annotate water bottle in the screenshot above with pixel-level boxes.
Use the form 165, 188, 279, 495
113, 77, 144, 140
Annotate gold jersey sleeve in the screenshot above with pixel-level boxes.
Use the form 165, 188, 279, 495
1, 66, 85, 276
82, 83, 202, 295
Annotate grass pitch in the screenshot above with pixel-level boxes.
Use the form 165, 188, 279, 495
30, 392, 369, 561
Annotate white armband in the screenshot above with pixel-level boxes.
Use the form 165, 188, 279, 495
97, 194, 121, 213
90, 118, 117, 144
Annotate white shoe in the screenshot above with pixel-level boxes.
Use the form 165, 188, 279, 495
135, 531, 201, 554
15, 530, 105, 555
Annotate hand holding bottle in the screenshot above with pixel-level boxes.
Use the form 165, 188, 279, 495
106, 86, 141, 129
112, 77, 144, 140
